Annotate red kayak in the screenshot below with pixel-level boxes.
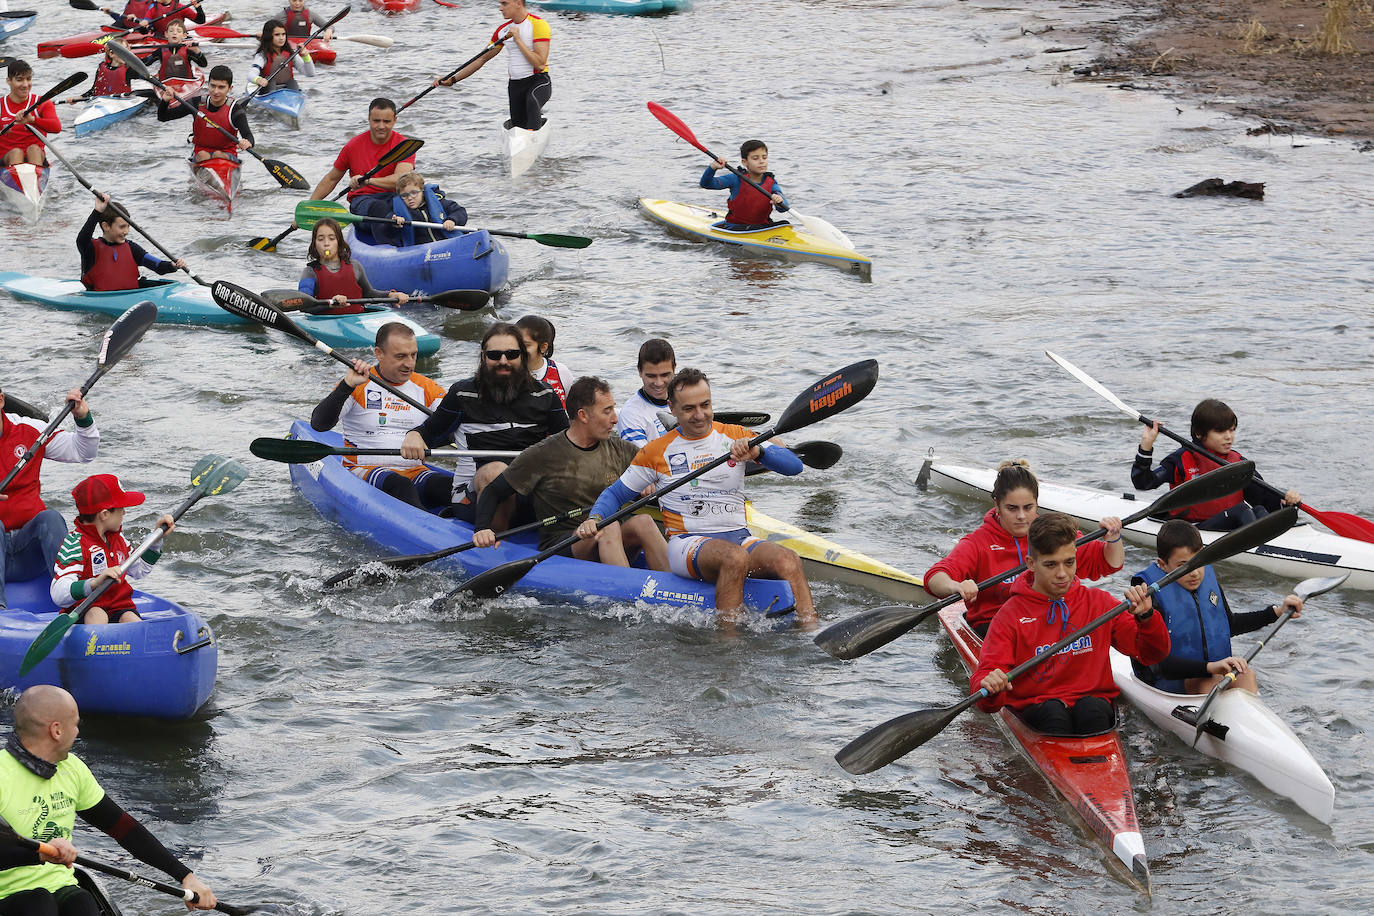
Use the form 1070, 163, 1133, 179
291, 37, 337, 66
37, 12, 230, 59
368, 0, 424, 12
189, 156, 241, 212
939, 606, 1152, 894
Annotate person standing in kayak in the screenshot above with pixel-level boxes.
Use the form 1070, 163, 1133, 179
155, 65, 254, 164
586, 368, 815, 628
139, 19, 206, 81
515, 316, 571, 410
1130, 519, 1303, 694
306, 98, 416, 219
435, 0, 551, 131
370, 172, 466, 247
280, 0, 335, 42
297, 217, 408, 312
615, 339, 676, 449
700, 140, 788, 231
972, 513, 1169, 736
1132, 398, 1299, 531
249, 19, 314, 93
311, 323, 450, 511
0, 60, 60, 168
923, 460, 1125, 637
78, 193, 186, 291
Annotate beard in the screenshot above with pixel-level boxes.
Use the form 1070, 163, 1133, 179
476, 361, 533, 404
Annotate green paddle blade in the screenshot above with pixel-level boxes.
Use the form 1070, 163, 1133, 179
204, 458, 250, 495
250, 437, 335, 464
18, 612, 80, 676
525, 232, 592, 249
294, 198, 356, 231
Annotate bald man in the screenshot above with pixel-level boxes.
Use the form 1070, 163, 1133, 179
0, 686, 217, 914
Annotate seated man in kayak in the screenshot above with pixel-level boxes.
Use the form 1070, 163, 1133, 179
1132, 399, 1299, 531
0, 60, 61, 168
615, 338, 676, 449
311, 322, 450, 511
78, 193, 186, 291
297, 217, 408, 313
516, 315, 570, 409
280, 0, 335, 43
400, 322, 569, 524
249, 19, 314, 93
435, 0, 552, 132
155, 65, 254, 164
586, 368, 816, 629
138, 19, 206, 81
146, 0, 206, 38
474, 376, 669, 571
700, 140, 788, 232
370, 172, 467, 248
972, 513, 1169, 736
306, 98, 416, 218
1131, 519, 1303, 695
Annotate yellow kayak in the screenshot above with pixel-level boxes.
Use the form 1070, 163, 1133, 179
638, 198, 872, 280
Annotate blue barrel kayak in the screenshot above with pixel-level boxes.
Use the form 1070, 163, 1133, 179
346, 226, 509, 297
531, 0, 691, 13
247, 88, 305, 130
286, 421, 798, 619
0, 578, 216, 720
0, 272, 441, 355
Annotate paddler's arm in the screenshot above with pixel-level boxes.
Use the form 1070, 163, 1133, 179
309, 166, 346, 201
127, 240, 185, 275
472, 475, 520, 547
1114, 584, 1169, 666
754, 442, 801, 475
228, 102, 255, 150
970, 615, 1016, 711
310, 359, 368, 432
436, 43, 503, 87
155, 90, 198, 120
505, 22, 549, 72
586, 479, 638, 534
187, 46, 208, 67
402, 387, 464, 454
77, 207, 102, 277
700, 165, 734, 191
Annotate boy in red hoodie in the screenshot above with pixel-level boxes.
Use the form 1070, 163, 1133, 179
971, 512, 1169, 735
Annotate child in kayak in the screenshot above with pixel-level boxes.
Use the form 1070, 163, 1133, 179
1131, 519, 1303, 694
1, 59, 60, 168
139, 19, 206, 81
49, 474, 175, 625
1131, 398, 1299, 531
298, 216, 408, 313
371, 172, 466, 247
700, 140, 789, 231
78, 193, 186, 291
250, 19, 314, 93
516, 315, 572, 409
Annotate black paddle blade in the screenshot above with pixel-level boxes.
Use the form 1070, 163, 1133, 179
835, 702, 969, 774
249, 437, 332, 464
69, 0, 101, 9
108, 41, 152, 80
47, 71, 89, 102
774, 360, 879, 436
264, 159, 310, 191
426, 289, 490, 310
1143, 460, 1256, 519
1188, 506, 1297, 571
813, 602, 942, 660
259, 288, 319, 312
99, 300, 157, 367
1, 392, 48, 422
1294, 574, 1348, 601
212, 280, 317, 346
439, 555, 539, 605
796, 440, 843, 470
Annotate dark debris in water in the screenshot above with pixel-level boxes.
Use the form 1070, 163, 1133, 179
1174, 178, 1265, 200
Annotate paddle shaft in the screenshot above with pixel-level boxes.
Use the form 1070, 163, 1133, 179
243, 5, 348, 103
98, 0, 207, 42
0, 72, 86, 137
1138, 416, 1309, 511
112, 47, 259, 165
26, 839, 246, 914
399, 41, 502, 114
0, 372, 102, 494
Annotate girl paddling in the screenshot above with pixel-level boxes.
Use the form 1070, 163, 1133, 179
298, 217, 407, 313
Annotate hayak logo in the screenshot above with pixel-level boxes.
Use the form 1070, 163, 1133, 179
809, 377, 852, 414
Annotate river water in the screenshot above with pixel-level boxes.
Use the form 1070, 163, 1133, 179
4, 0, 1372, 912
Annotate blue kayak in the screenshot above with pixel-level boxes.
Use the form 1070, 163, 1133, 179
532, 0, 691, 13
0, 12, 36, 43
0, 578, 216, 720
247, 88, 305, 130
346, 226, 509, 297
286, 421, 798, 619
73, 94, 150, 137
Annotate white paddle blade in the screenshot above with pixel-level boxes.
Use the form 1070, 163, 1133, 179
1044, 350, 1144, 421
792, 209, 854, 249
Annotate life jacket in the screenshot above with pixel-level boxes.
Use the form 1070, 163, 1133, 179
261, 48, 294, 90
1172, 447, 1245, 522
191, 98, 237, 152
389, 184, 458, 246
119, 0, 157, 24
310, 260, 364, 309
80, 238, 142, 292
92, 62, 132, 97
157, 44, 194, 80
284, 7, 313, 38
150, 3, 192, 36
0, 414, 47, 532
62, 519, 137, 611
1135, 562, 1232, 692
724, 173, 778, 227
540, 360, 568, 408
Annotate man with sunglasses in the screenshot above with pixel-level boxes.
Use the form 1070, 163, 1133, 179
401, 323, 568, 523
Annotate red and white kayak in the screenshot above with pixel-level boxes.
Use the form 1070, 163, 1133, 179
940, 606, 1152, 894
164, 70, 205, 99
189, 156, 241, 212
368, 0, 424, 12
291, 37, 336, 66
0, 163, 50, 222
37, 12, 231, 59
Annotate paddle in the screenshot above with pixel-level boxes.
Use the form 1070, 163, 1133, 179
1189, 572, 1348, 747
1046, 349, 1374, 543
651, 408, 838, 474
210, 281, 435, 415
814, 460, 1259, 661
293, 198, 593, 249
834, 507, 1299, 775
645, 101, 855, 249
192, 25, 394, 47
0, 72, 88, 138
76, 1, 213, 49
0, 391, 49, 422
248, 136, 423, 252
250, 437, 516, 464
399, 40, 502, 114
18, 455, 249, 676
656, 408, 771, 428
0, 301, 155, 495
432, 359, 881, 607
108, 42, 310, 191
244, 5, 348, 104
260, 287, 490, 313
322, 507, 591, 589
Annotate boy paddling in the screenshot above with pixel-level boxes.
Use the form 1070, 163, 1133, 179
0, 60, 60, 168
700, 139, 787, 231
156, 64, 254, 163
78, 193, 186, 291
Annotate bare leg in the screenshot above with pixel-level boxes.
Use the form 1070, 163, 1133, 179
471, 462, 513, 529
690, 539, 750, 621
83, 607, 111, 625
193, 149, 211, 162
572, 519, 628, 566
24, 144, 44, 166
744, 542, 816, 629
622, 515, 668, 572
1, 149, 20, 166
1184, 668, 1259, 695
115, 610, 142, 624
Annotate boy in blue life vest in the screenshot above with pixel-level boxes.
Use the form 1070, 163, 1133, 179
371, 171, 467, 247
700, 139, 789, 231
1130, 519, 1303, 694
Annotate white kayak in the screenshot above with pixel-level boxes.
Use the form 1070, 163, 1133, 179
1108, 649, 1334, 822
918, 457, 1374, 590
0, 163, 49, 221
73, 93, 150, 136
502, 117, 550, 178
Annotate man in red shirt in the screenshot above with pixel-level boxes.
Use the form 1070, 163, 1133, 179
0, 60, 61, 168
305, 98, 416, 221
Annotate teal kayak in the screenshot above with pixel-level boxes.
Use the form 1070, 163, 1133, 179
531, 0, 691, 13
0, 272, 440, 354
248, 88, 306, 130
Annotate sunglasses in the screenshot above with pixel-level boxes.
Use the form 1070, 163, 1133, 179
484, 349, 523, 362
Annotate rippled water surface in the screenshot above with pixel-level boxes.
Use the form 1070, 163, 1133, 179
3, 0, 1372, 913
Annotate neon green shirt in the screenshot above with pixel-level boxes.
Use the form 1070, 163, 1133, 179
0, 749, 104, 898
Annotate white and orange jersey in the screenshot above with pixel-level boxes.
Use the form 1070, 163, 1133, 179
339, 372, 448, 470
492, 14, 550, 79
616, 422, 760, 538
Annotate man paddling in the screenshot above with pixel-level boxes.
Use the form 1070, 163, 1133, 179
78, 193, 186, 291
435, 0, 552, 131
0, 686, 217, 912
155, 65, 254, 164
0, 60, 60, 169
305, 98, 416, 219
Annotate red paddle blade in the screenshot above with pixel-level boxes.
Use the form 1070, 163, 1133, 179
60, 42, 101, 59
646, 101, 708, 156
1301, 505, 1374, 543
191, 25, 251, 39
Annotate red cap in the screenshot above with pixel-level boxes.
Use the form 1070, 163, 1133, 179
72, 474, 146, 516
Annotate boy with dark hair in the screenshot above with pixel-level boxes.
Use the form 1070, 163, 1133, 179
78, 193, 186, 291
700, 139, 789, 231
0, 59, 60, 168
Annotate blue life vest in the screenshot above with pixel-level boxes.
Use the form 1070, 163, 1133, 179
390, 184, 458, 247
1136, 562, 1232, 693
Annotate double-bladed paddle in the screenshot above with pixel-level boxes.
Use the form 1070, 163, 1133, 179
1046, 349, 1374, 543
430, 360, 881, 608
292, 198, 593, 249
0, 300, 156, 494
0, 72, 88, 137
243, 5, 349, 104
813, 460, 1259, 660
260, 287, 490, 313
250, 437, 515, 464
248, 137, 423, 252
18, 455, 249, 676
398, 40, 503, 114
653, 408, 840, 474
1189, 572, 1348, 747
188, 25, 393, 47
109, 41, 309, 190
834, 507, 1299, 775
210, 281, 435, 416
656, 408, 770, 429
0, 391, 49, 422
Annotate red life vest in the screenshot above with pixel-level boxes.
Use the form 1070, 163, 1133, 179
65, 520, 137, 611
150, 3, 193, 36
157, 45, 194, 80
80, 238, 142, 292
0, 414, 47, 532
261, 48, 294, 90
311, 261, 364, 310
542, 360, 567, 407
92, 63, 132, 97
119, 0, 157, 23
1173, 447, 1245, 521
284, 7, 313, 38
725, 173, 778, 227
192, 99, 237, 152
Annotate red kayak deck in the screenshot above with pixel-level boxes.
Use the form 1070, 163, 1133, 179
190, 157, 241, 212
939, 605, 1151, 894
368, 0, 424, 12
38, 13, 229, 58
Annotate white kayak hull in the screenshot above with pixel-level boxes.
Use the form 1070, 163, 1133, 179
502, 118, 550, 178
73, 93, 150, 136
0, 163, 49, 222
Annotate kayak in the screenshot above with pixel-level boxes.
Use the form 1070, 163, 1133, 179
73, 93, 151, 137
368, 0, 424, 12
189, 156, 241, 212
1108, 649, 1335, 822
0, 577, 216, 720
247, 88, 305, 131
0, 163, 49, 223
36, 13, 231, 58
532, 0, 692, 12
292, 36, 336, 66
164, 71, 206, 99
0, 273, 441, 355
502, 117, 551, 179
918, 457, 1374, 590
0, 11, 37, 43
639, 198, 873, 280
287, 420, 799, 618
77, 867, 124, 916
940, 605, 1151, 893
346, 226, 509, 297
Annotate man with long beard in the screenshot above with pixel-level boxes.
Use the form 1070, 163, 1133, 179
401, 322, 568, 524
